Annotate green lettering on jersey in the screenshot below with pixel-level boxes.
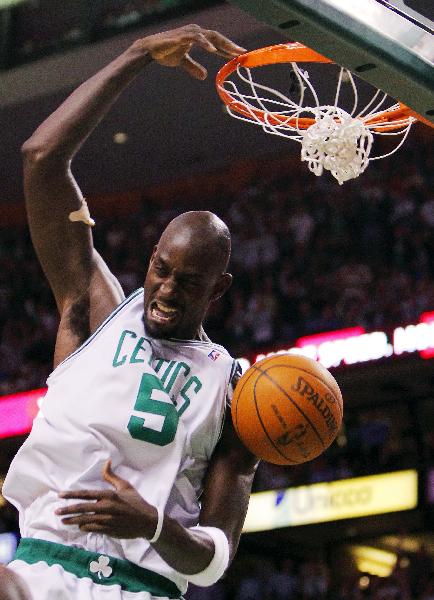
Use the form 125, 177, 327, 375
130, 337, 147, 364
153, 358, 166, 372
179, 376, 202, 416
112, 330, 137, 367
127, 368, 204, 445
164, 362, 190, 393
160, 360, 176, 385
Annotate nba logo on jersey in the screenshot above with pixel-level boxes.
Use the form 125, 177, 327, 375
208, 349, 221, 361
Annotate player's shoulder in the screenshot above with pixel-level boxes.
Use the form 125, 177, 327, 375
164, 337, 238, 377
167, 336, 233, 358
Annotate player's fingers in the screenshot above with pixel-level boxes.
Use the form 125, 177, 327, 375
152, 42, 191, 64
102, 459, 133, 491
58, 490, 111, 500
202, 29, 246, 56
79, 524, 109, 533
55, 501, 100, 516
180, 54, 207, 80
177, 32, 217, 54
61, 513, 114, 526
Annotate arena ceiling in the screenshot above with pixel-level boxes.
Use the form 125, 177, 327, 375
0, 3, 293, 203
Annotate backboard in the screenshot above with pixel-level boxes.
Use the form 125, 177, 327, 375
227, 0, 434, 125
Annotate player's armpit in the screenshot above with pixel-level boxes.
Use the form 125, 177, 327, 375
53, 251, 125, 367
198, 413, 260, 563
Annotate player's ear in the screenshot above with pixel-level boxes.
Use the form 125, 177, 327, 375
211, 272, 232, 302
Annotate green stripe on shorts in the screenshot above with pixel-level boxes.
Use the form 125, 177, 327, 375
14, 538, 182, 597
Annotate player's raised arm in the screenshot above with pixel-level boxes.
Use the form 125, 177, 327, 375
21, 26, 245, 365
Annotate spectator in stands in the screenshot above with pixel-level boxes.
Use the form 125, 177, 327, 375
233, 556, 269, 600
300, 559, 330, 600
265, 557, 299, 600
419, 574, 434, 600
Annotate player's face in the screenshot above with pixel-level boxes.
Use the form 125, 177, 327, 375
143, 239, 227, 339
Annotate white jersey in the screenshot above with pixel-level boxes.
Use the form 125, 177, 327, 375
3, 288, 237, 594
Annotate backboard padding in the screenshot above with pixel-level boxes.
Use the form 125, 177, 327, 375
229, 0, 434, 125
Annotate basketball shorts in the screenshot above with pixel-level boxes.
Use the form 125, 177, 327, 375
8, 538, 184, 600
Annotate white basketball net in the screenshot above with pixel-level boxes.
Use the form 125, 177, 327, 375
221, 63, 416, 184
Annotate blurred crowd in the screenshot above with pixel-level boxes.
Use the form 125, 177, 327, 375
185, 549, 434, 600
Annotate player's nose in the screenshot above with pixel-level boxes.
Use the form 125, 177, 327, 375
158, 276, 179, 300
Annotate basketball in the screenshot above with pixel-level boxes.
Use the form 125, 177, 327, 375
231, 354, 343, 465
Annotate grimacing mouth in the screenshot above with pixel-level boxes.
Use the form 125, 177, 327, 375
148, 299, 183, 325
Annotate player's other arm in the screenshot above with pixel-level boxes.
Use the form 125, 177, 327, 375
57, 415, 257, 580
152, 413, 259, 575
197, 414, 259, 561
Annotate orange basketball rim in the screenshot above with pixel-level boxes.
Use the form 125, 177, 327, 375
216, 42, 431, 131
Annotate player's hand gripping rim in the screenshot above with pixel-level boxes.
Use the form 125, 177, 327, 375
135, 24, 246, 80
55, 460, 158, 539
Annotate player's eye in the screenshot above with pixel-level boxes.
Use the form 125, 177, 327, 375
154, 263, 168, 277
182, 279, 201, 291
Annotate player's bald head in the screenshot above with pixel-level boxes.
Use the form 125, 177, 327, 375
144, 211, 233, 339
158, 211, 231, 273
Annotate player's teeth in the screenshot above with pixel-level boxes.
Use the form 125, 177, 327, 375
155, 301, 177, 314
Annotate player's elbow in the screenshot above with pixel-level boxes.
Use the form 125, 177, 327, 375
21, 137, 45, 162
21, 137, 66, 170
21, 144, 50, 166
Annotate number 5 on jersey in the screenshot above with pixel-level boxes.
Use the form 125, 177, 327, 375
128, 373, 179, 446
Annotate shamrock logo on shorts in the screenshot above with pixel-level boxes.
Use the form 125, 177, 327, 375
89, 555, 113, 579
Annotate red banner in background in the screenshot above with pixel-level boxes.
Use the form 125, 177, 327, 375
245, 313, 434, 370
0, 388, 46, 439
419, 311, 434, 359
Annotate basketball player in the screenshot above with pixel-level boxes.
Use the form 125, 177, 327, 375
1, 25, 258, 600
